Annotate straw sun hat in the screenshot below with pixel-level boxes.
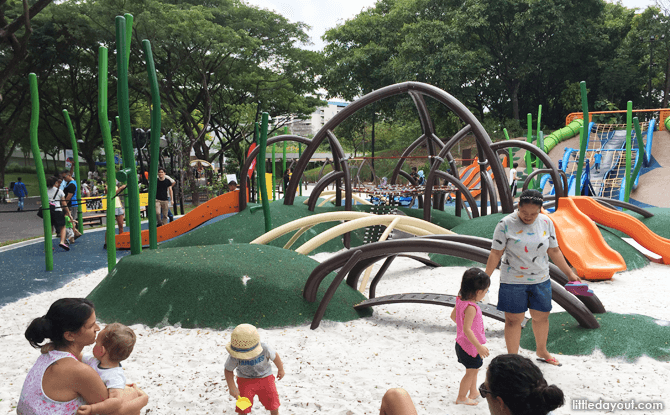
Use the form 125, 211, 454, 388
226, 324, 263, 359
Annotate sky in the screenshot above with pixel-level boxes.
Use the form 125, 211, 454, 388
243, 0, 660, 51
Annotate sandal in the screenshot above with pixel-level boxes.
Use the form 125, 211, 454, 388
59, 243, 70, 251
536, 357, 562, 367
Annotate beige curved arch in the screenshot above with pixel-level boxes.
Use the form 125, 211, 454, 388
294, 215, 453, 255
305, 190, 372, 206
358, 216, 401, 292
250, 212, 454, 255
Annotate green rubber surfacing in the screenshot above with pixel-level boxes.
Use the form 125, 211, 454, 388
88, 244, 371, 329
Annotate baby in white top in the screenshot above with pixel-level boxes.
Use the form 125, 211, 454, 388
77, 323, 147, 415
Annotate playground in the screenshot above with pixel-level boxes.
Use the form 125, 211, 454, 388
3, 9, 670, 413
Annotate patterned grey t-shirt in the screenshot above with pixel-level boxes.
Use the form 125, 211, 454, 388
491, 212, 558, 285
224, 342, 276, 379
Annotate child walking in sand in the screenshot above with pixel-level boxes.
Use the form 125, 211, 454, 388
450, 268, 491, 406
225, 324, 285, 414
77, 323, 148, 415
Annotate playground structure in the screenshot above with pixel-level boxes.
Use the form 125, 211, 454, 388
27, 17, 670, 333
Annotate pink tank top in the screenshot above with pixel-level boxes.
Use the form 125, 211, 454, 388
17, 350, 87, 415
455, 297, 486, 358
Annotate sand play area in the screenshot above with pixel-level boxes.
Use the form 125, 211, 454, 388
1, 251, 669, 414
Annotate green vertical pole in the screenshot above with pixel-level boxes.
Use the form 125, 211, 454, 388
525, 113, 533, 189
116, 16, 141, 254
624, 101, 633, 203
142, 39, 161, 249
630, 118, 645, 200
124, 13, 133, 66
272, 142, 276, 200
62, 110, 84, 234
98, 47, 117, 271
298, 143, 303, 196
258, 116, 272, 232
28, 73, 53, 271
536, 105, 542, 144
503, 128, 513, 167
575, 81, 589, 197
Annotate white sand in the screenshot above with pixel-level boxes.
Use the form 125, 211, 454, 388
1, 255, 669, 414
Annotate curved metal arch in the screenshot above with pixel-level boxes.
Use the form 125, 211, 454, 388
239, 135, 312, 210
489, 140, 566, 200
306, 171, 345, 211
305, 239, 600, 329
285, 82, 512, 213
523, 169, 569, 195
434, 170, 479, 218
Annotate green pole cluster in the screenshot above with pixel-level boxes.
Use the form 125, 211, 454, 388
116, 16, 142, 254
62, 110, 84, 234
503, 128, 513, 167
142, 40, 162, 249
575, 81, 590, 196
272, 141, 276, 200
28, 73, 53, 271
258, 116, 272, 232
98, 47, 117, 271
624, 102, 632, 203
628, 117, 645, 201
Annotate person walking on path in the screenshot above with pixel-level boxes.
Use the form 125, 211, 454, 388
155, 168, 175, 226
13, 177, 28, 211
484, 189, 581, 366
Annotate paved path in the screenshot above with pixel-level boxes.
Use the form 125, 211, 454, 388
0, 213, 236, 308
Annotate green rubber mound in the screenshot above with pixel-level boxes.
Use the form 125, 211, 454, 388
429, 213, 505, 267
88, 244, 372, 329
598, 226, 648, 271
163, 197, 467, 254
520, 312, 670, 362
162, 197, 363, 254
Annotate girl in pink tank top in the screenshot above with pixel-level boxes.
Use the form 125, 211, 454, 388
450, 268, 490, 407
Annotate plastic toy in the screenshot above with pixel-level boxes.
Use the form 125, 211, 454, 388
565, 281, 594, 297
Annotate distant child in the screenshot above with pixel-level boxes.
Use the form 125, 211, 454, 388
509, 163, 519, 197
225, 324, 285, 414
64, 214, 76, 244
450, 268, 491, 406
12, 176, 28, 211
77, 323, 148, 415
594, 150, 602, 173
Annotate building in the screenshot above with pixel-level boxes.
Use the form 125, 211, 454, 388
285, 101, 349, 137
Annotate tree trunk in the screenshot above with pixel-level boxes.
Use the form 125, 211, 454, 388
511, 81, 520, 121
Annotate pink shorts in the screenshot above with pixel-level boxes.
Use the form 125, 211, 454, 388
236, 375, 280, 413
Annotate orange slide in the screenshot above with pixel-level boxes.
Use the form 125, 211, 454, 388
548, 197, 627, 280
570, 196, 670, 265
115, 191, 240, 249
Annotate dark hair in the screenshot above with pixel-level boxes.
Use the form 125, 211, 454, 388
488, 354, 564, 415
513, 163, 519, 168
47, 176, 58, 188
101, 323, 136, 362
412, 167, 417, 171
158, 167, 165, 173
229, 181, 237, 186
518, 189, 543, 207
458, 268, 490, 301
17, 177, 22, 181
61, 170, 72, 177
25, 298, 95, 350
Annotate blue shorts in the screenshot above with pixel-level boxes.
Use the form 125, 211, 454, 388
455, 342, 483, 369
497, 279, 552, 314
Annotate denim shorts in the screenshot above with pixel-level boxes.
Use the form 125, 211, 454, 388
455, 342, 483, 369
497, 279, 552, 314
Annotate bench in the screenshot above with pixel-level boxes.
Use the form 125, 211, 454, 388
82, 214, 105, 227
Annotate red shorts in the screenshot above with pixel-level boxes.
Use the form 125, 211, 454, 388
236, 375, 280, 413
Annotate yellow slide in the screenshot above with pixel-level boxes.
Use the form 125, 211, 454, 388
570, 196, 670, 265
547, 197, 626, 280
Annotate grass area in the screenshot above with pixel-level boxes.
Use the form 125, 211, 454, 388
0, 235, 42, 248
4, 172, 41, 193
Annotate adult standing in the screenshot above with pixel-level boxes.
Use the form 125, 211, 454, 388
485, 189, 580, 366
155, 168, 175, 226
509, 163, 519, 198
47, 176, 70, 251
13, 176, 28, 211
17, 298, 148, 415
379, 354, 564, 415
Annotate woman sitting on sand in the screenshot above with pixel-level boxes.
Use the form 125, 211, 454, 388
380, 354, 564, 415
17, 298, 148, 415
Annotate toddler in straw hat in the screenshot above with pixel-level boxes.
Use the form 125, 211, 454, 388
225, 324, 285, 414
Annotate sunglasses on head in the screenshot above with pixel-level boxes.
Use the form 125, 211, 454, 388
479, 383, 493, 399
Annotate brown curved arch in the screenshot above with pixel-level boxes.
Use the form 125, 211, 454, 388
306, 171, 345, 211
239, 135, 312, 210
305, 238, 601, 330
286, 82, 512, 214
